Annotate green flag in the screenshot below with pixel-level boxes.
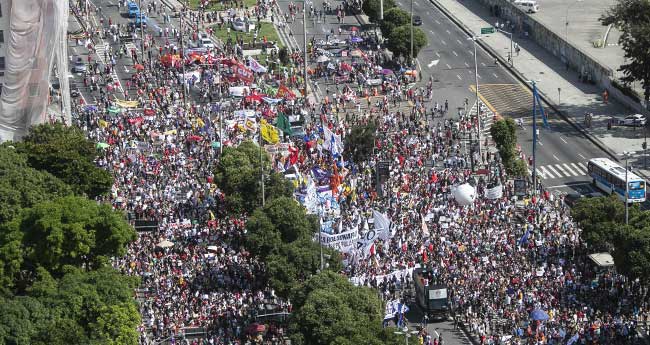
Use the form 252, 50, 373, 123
275, 112, 293, 135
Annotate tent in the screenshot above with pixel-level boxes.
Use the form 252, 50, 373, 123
156, 240, 174, 248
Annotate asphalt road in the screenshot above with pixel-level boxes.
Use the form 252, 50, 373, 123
397, 0, 612, 197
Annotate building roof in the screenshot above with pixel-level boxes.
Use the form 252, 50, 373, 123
588, 252, 615, 267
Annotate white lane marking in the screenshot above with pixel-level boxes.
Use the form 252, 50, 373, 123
446, 29, 451, 34
537, 140, 543, 146
446, 63, 451, 69
560, 137, 568, 144
554, 164, 572, 177
536, 168, 546, 179
540, 166, 555, 179
430, 29, 436, 34
441, 39, 447, 45
464, 62, 470, 67
456, 39, 462, 45
481, 62, 486, 67
578, 153, 586, 160
428, 59, 439, 68
452, 50, 458, 56
563, 163, 580, 176
435, 52, 440, 57
492, 73, 499, 78
571, 163, 586, 175
435, 19, 441, 24
456, 74, 462, 80
469, 50, 474, 55
553, 154, 560, 161
477, 74, 482, 79
545, 165, 561, 178
578, 162, 588, 172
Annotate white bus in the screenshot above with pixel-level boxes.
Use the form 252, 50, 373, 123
587, 158, 646, 203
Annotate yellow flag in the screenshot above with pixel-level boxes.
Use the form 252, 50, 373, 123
115, 99, 139, 108
99, 120, 109, 128
196, 117, 205, 128
260, 120, 279, 144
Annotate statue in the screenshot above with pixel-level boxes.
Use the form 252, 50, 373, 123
0, 0, 69, 142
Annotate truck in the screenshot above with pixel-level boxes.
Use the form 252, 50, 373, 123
413, 268, 449, 320
127, 2, 140, 17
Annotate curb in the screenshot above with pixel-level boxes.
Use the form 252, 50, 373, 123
426, 0, 623, 164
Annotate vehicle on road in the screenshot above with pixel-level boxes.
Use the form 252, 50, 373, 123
413, 15, 422, 26
413, 268, 449, 320
129, 15, 148, 30
620, 114, 646, 127
514, 0, 539, 13
73, 58, 87, 73
127, 2, 140, 17
200, 37, 215, 49
588, 158, 646, 203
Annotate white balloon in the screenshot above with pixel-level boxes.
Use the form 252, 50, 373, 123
452, 183, 476, 206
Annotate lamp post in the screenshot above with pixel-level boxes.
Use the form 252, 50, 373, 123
468, 35, 483, 160
558, 87, 561, 106
139, 0, 145, 63
620, 151, 635, 225
565, 0, 584, 42
410, 0, 414, 63
394, 326, 419, 345
527, 80, 542, 194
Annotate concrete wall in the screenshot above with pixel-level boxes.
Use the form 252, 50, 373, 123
476, 0, 648, 114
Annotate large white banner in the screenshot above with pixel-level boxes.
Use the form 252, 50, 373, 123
350, 267, 415, 286
317, 229, 360, 249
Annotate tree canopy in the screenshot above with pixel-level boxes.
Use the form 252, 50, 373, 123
490, 118, 528, 177
385, 25, 428, 59
362, 0, 396, 22
16, 123, 113, 198
344, 124, 377, 165
0, 146, 72, 224
214, 140, 293, 214
380, 8, 411, 38
601, 0, 650, 108
288, 271, 400, 345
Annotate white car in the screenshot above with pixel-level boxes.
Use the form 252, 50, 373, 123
232, 18, 255, 32
200, 38, 215, 49
620, 114, 646, 127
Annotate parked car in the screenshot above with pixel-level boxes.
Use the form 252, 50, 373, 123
73, 58, 87, 73
232, 18, 255, 32
514, 0, 539, 13
413, 15, 422, 25
620, 114, 646, 127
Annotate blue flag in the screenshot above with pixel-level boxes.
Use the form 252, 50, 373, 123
518, 229, 530, 247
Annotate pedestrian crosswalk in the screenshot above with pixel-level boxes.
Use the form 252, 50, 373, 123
533, 162, 589, 180
95, 42, 124, 93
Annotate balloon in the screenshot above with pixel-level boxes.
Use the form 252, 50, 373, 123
452, 183, 476, 206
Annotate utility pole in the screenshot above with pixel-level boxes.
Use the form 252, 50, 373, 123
303, 2, 308, 103
497, 28, 513, 66
621, 151, 635, 225
468, 36, 482, 160
531, 80, 539, 195
139, 0, 145, 63
410, 0, 414, 62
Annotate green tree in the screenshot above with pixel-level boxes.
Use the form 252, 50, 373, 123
380, 8, 410, 38
362, 0, 396, 22
490, 118, 528, 176
601, 0, 650, 109
289, 272, 401, 345
214, 140, 293, 214
571, 195, 627, 250
8, 196, 136, 276
612, 227, 650, 284
344, 124, 377, 165
385, 25, 428, 59
0, 146, 72, 224
17, 123, 113, 198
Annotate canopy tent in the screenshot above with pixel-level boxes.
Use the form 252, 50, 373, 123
156, 240, 174, 248
588, 252, 615, 268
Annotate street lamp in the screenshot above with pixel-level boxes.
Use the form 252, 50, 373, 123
467, 35, 483, 161
410, 0, 414, 62
394, 326, 419, 345
565, 0, 584, 42
526, 79, 542, 195
620, 151, 635, 225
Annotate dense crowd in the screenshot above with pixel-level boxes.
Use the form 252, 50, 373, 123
67, 0, 648, 344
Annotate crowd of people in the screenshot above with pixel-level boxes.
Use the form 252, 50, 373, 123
66, 0, 649, 344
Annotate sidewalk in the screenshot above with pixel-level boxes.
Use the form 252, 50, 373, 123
430, 0, 650, 174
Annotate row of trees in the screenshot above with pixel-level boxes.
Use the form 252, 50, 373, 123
0, 124, 140, 344
214, 142, 401, 344
572, 195, 650, 284
362, 0, 428, 59
490, 118, 528, 177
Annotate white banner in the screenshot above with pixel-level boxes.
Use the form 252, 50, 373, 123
317, 229, 360, 249
350, 267, 415, 286
486, 185, 503, 200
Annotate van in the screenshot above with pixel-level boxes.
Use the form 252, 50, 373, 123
514, 0, 539, 13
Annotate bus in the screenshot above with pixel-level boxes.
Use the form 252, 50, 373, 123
587, 158, 646, 203
412, 268, 449, 320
